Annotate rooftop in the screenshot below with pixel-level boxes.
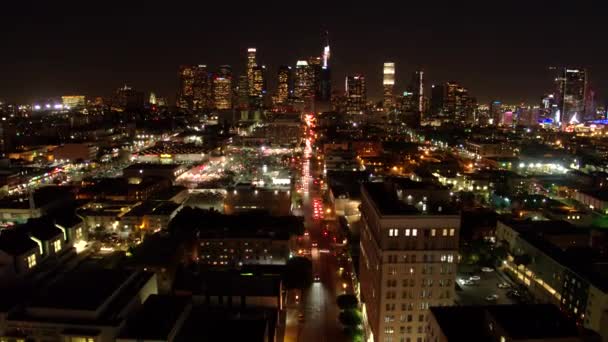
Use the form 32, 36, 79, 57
362, 182, 457, 216
431, 304, 583, 341
124, 163, 183, 171
118, 295, 191, 340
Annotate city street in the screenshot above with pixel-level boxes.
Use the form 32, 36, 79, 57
284, 121, 349, 342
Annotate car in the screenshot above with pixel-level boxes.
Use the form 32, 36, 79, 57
314, 274, 321, 282
507, 290, 522, 299
497, 282, 510, 289
481, 267, 495, 273
469, 275, 481, 281
485, 294, 499, 302
311, 241, 318, 247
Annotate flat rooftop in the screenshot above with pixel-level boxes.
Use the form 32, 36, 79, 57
118, 295, 190, 340
362, 182, 456, 216
431, 304, 581, 341
29, 267, 134, 311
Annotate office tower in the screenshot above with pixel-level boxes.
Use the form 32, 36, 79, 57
308, 56, 322, 99
236, 75, 249, 109
411, 71, 424, 114
192, 65, 212, 110
247, 48, 257, 97
177, 65, 195, 109
442, 81, 472, 123
490, 100, 502, 125
345, 75, 366, 114
250, 65, 266, 108
277, 65, 292, 104
213, 65, 233, 110
555, 68, 586, 125
112, 85, 144, 111
383, 62, 395, 111
359, 181, 459, 342
319, 32, 331, 102
430, 84, 444, 118
295, 60, 314, 100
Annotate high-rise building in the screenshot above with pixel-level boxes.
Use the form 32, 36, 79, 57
177, 65, 195, 110
149, 92, 157, 105
277, 66, 292, 104
308, 56, 322, 99
213, 65, 233, 110
295, 60, 314, 100
383, 62, 395, 111
555, 68, 586, 125
490, 100, 503, 125
247, 48, 257, 97
112, 85, 144, 111
236, 75, 249, 110
359, 181, 459, 342
431, 81, 474, 123
411, 71, 424, 114
192, 65, 212, 110
319, 32, 332, 102
250, 65, 266, 108
345, 75, 366, 114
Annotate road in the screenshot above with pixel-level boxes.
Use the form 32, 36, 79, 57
284, 120, 349, 342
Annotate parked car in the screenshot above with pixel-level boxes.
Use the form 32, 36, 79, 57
497, 282, 510, 289
485, 294, 499, 302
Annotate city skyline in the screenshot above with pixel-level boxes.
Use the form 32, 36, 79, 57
1, 3, 607, 104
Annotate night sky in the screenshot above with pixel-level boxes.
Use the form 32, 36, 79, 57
1, 2, 606, 105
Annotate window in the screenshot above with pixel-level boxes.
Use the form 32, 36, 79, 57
53, 239, 62, 253
449, 228, 455, 236
412, 229, 418, 237
431, 229, 436, 236
442, 229, 448, 236
405, 229, 411, 236
447, 254, 454, 263
389, 229, 399, 237
26, 254, 36, 269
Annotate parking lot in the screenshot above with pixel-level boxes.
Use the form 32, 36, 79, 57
456, 267, 524, 306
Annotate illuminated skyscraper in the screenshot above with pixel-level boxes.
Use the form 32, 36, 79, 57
411, 70, 424, 113
251, 65, 266, 108
319, 31, 332, 102
213, 65, 232, 110
345, 74, 366, 114
192, 65, 212, 110
556, 68, 587, 125
295, 60, 314, 100
177, 65, 195, 109
431, 81, 474, 123
236, 75, 249, 109
277, 65, 292, 104
247, 48, 257, 97
383, 62, 395, 111
308, 56, 322, 99
148, 92, 157, 105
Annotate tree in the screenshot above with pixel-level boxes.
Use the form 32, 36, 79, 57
336, 294, 359, 310
283, 256, 312, 289
339, 309, 362, 326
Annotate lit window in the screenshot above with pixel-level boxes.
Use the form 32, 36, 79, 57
431, 229, 436, 237
447, 255, 454, 263
389, 229, 399, 237
449, 229, 455, 236
53, 239, 62, 253
405, 229, 411, 236
442, 229, 448, 236
412, 229, 418, 237
26, 254, 36, 269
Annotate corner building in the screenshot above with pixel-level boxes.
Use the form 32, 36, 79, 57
359, 182, 459, 342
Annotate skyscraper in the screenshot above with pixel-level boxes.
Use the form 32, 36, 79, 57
490, 100, 503, 125
213, 65, 232, 110
295, 60, 314, 100
432, 81, 473, 123
345, 74, 366, 114
319, 31, 332, 103
251, 65, 266, 108
359, 181, 459, 342
277, 65, 292, 104
411, 71, 424, 114
383, 62, 395, 111
556, 68, 587, 125
236, 75, 249, 110
177, 65, 195, 110
192, 65, 212, 111
246, 48, 257, 97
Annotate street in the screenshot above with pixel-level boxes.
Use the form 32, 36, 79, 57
284, 117, 350, 342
